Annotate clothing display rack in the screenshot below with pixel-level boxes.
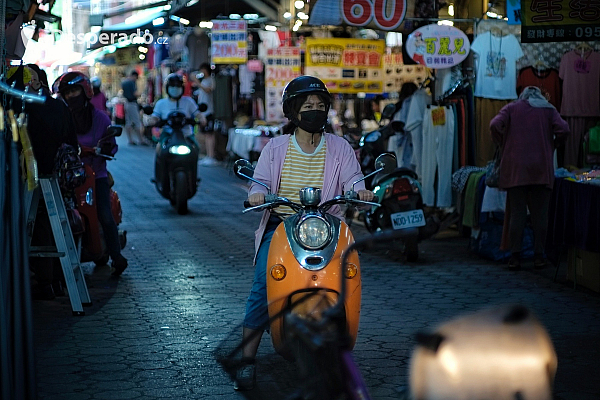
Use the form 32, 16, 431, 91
0, 77, 89, 315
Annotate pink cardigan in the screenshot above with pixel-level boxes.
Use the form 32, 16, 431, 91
249, 133, 366, 260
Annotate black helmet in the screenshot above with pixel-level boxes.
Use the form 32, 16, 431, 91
282, 75, 331, 119
165, 73, 184, 99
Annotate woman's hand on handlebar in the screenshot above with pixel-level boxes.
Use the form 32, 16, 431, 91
358, 190, 374, 202
248, 193, 265, 206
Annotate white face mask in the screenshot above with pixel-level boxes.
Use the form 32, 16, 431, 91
168, 87, 183, 98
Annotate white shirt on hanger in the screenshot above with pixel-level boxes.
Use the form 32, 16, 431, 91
404, 89, 431, 179
471, 31, 524, 100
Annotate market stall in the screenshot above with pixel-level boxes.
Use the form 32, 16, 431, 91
547, 174, 600, 292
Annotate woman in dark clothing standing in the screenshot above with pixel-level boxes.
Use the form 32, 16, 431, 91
490, 86, 570, 270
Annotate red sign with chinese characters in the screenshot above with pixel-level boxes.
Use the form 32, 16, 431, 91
521, 0, 600, 42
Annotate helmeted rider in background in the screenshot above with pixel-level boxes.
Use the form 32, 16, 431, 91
90, 76, 109, 115
150, 73, 205, 144
55, 71, 128, 276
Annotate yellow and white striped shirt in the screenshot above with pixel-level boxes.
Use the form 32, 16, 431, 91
277, 135, 327, 217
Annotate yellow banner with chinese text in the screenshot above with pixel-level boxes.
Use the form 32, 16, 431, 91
304, 38, 385, 94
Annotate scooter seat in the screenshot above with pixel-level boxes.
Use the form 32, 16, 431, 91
372, 168, 418, 187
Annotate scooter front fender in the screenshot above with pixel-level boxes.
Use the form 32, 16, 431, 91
267, 221, 361, 358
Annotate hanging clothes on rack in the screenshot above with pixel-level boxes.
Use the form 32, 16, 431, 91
471, 30, 524, 167
421, 104, 455, 207
404, 87, 432, 179
559, 47, 600, 168
517, 65, 561, 111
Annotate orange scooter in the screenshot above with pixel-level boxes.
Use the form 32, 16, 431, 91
75, 125, 127, 266
234, 154, 395, 360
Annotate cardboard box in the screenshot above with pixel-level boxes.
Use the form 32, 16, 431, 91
567, 247, 600, 292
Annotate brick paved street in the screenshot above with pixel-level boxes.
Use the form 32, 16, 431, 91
32, 136, 600, 400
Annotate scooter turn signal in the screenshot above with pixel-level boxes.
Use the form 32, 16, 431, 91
270, 264, 287, 281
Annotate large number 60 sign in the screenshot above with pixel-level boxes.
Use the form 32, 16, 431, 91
341, 0, 407, 31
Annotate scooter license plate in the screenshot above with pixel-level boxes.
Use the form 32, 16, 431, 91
390, 210, 426, 230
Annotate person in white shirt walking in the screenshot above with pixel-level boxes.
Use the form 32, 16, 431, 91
192, 63, 218, 166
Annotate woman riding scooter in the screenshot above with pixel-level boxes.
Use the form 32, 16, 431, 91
235, 75, 374, 391
55, 71, 128, 276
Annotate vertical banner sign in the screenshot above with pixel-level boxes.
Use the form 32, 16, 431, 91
211, 20, 248, 64
265, 47, 301, 122
405, 24, 470, 69
521, 0, 600, 42
304, 38, 385, 94
506, 0, 522, 25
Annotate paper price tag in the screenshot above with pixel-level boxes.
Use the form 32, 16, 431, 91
431, 107, 446, 126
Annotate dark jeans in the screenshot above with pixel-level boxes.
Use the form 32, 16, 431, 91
96, 177, 122, 261
507, 185, 552, 256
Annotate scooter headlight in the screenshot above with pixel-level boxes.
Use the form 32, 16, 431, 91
169, 145, 191, 155
296, 216, 331, 250
85, 188, 93, 205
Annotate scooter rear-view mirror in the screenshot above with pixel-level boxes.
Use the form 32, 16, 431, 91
350, 153, 396, 192
233, 159, 272, 194
234, 159, 254, 179
106, 125, 122, 138
381, 103, 397, 120
375, 153, 397, 174
390, 120, 404, 132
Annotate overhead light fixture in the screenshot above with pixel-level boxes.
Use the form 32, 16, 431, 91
186, 0, 199, 6
283, 12, 292, 19
163, 4, 171, 10
180, 18, 190, 25
265, 25, 277, 31
297, 11, 308, 20
438, 20, 454, 26
448, 4, 454, 16
294, 1, 304, 9
152, 17, 165, 26
139, 54, 145, 60
229, 14, 241, 19
199, 21, 213, 28
138, 46, 148, 53
293, 19, 302, 31
243, 13, 259, 20
107, 45, 117, 53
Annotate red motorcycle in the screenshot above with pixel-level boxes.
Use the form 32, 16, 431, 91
74, 125, 127, 266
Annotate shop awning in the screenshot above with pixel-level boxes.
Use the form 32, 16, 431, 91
102, 8, 167, 34
174, 0, 278, 25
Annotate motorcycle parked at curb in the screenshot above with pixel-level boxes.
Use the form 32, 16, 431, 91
358, 104, 439, 262
151, 110, 201, 215
233, 155, 393, 361
75, 125, 127, 266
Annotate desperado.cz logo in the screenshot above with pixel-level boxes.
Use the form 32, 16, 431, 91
67, 29, 169, 48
